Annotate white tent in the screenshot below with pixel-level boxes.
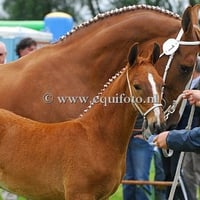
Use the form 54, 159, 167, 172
0, 26, 52, 42
0, 26, 52, 61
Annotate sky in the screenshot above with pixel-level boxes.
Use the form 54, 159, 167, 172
169, 0, 189, 13
0, 0, 7, 18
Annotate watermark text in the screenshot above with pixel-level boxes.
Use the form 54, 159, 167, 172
42, 93, 159, 107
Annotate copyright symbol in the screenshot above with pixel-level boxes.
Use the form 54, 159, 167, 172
42, 93, 54, 104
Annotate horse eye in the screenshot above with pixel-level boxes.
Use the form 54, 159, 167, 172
180, 65, 193, 74
133, 84, 141, 90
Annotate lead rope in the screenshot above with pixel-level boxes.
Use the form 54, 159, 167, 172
161, 93, 184, 157
162, 92, 184, 157
162, 60, 197, 157
168, 104, 195, 200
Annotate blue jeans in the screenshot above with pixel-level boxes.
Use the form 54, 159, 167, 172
123, 137, 154, 200
153, 147, 167, 200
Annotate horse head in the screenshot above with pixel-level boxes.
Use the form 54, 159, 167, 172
156, 4, 200, 129
127, 42, 166, 139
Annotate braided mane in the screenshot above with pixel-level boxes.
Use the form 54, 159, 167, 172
59, 4, 181, 41
60, 4, 181, 117
79, 67, 126, 117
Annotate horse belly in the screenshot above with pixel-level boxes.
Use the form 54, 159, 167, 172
0, 156, 65, 200
0, 171, 64, 200
0, 144, 65, 200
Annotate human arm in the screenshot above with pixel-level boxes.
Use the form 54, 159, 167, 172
154, 127, 200, 152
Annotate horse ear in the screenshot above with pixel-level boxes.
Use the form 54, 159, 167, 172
181, 6, 192, 33
151, 43, 160, 64
128, 43, 138, 67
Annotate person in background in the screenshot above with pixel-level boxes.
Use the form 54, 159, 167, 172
181, 58, 200, 200
157, 57, 200, 200
0, 41, 7, 64
123, 114, 154, 200
153, 89, 200, 150
154, 57, 200, 150
153, 93, 200, 199
16, 37, 37, 58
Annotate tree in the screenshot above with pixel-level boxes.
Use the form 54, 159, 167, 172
110, 0, 173, 11
3, 0, 80, 21
2, 0, 192, 23
189, 0, 199, 6
3, 0, 56, 20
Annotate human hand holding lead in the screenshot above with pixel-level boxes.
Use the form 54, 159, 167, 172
153, 131, 169, 149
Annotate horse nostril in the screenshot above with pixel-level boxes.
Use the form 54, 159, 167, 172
152, 122, 166, 134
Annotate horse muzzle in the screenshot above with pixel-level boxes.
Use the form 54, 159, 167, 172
142, 119, 166, 140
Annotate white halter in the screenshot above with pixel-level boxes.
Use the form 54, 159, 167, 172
126, 69, 162, 122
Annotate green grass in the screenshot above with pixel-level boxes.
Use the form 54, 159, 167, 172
110, 157, 155, 200
110, 186, 123, 200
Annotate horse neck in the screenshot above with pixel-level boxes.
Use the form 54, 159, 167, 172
80, 68, 137, 153
57, 7, 180, 80
60, 7, 180, 54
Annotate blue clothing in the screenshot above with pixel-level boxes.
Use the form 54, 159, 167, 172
123, 137, 154, 200
161, 77, 200, 199
177, 102, 200, 130
166, 98, 200, 152
167, 127, 200, 152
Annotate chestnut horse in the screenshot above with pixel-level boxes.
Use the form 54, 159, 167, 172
0, 43, 165, 200
0, 5, 199, 129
